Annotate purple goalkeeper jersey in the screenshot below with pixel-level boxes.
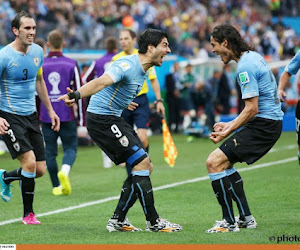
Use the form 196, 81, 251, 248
82, 52, 116, 83
40, 51, 85, 125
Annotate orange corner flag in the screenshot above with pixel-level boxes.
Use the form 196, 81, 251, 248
162, 119, 178, 167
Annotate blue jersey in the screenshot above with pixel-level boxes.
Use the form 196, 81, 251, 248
0, 43, 44, 115
236, 51, 283, 120
285, 50, 300, 75
87, 54, 148, 117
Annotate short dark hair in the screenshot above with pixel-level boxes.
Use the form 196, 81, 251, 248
105, 36, 117, 53
211, 24, 254, 58
35, 38, 46, 48
11, 11, 33, 30
138, 28, 168, 54
121, 29, 137, 39
47, 29, 64, 49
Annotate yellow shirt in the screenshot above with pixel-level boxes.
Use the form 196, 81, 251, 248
112, 49, 157, 96
37, 67, 43, 76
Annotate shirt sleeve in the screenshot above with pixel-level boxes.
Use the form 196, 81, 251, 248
285, 51, 300, 75
237, 64, 259, 100
105, 60, 131, 83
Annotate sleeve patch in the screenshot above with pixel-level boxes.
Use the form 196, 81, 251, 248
120, 62, 131, 72
238, 71, 250, 84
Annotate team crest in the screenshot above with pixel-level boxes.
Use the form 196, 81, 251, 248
13, 142, 20, 152
238, 72, 250, 85
119, 136, 129, 147
33, 57, 39, 66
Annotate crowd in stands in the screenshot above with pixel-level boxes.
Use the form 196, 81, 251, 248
165, 62, 237, 135
0, 0, 299, 60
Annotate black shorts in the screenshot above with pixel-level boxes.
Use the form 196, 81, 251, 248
220, 117, 282, 165
122, 94, 150, 129
0, 110, 45, 160
86, 112, 147, 166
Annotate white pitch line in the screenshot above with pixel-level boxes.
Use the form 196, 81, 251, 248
0, 156, 296, 226
269, 144, 297, 153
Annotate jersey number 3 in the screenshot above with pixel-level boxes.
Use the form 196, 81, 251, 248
22, 69, 28, 80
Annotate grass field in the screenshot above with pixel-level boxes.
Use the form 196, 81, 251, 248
0, 131, 299, 245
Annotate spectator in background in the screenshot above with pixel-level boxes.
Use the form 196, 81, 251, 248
82, 36, 118, 168
40, 29, 84, 196
197, 41, 217, 59
81, 62, 90, 80
203, 69, 222, 129
35, 37, 47, 54
165, 62, 182, 133
180, 64, 195, 127
217, 64, 234, 114
0, 0, 298, 60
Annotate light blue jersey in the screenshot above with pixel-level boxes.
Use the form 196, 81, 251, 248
285, 50, 300, 75
0, 43, 44, 115
87, 54, 148, 117
237, 51, 283, 120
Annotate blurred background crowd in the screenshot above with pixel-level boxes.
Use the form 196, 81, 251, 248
0, 0, 299, 61
0, 0, 299, 148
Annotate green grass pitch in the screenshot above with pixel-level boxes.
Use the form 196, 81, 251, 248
0, 132, 299, 245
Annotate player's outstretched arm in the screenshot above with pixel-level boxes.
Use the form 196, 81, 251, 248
58, 74, 114, 105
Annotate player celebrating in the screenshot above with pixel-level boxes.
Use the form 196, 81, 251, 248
206, 24, 283, 233
59, 28, 182, 232
0, 11, 60, 224
101, 29, 165, 170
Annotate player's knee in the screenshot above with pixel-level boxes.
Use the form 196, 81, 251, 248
133, 156, 152, 172
206, 155, 218, 173
149, 162, 153, 174
36, 163, 46, 178
140, 137, 148, 148
22, 161, 36, 173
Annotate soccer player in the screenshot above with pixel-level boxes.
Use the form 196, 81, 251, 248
59, 28, 182, 232
40, 29, 85, 196
82, 36, 118, 168
205, 24, 283, 233
0, 11, 60, 224
278, 50, 300, 163
113, 29, 165, 173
